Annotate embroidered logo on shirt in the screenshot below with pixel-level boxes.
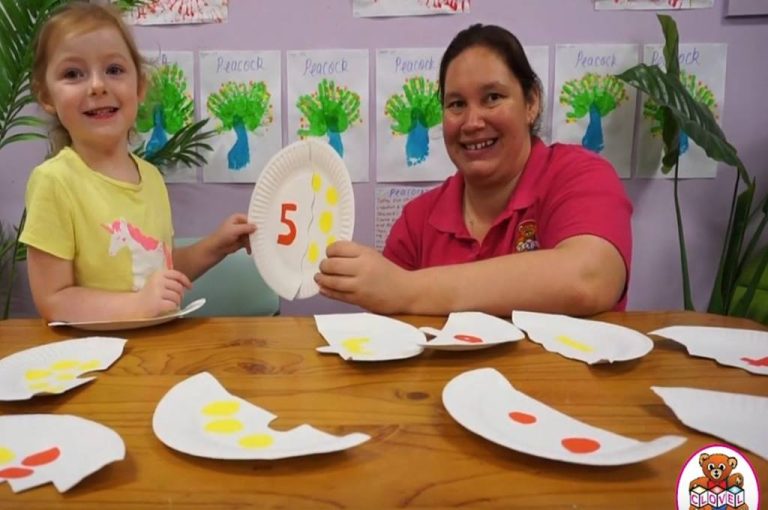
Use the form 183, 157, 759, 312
515, 220, 540, 252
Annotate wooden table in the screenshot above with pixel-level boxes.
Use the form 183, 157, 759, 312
0, 312, 766, 509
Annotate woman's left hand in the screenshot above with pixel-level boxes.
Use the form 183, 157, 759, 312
315, 240, 410, 314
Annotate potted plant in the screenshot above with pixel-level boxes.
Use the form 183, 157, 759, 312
0, 0, 214, 319
616, 14, 768, 320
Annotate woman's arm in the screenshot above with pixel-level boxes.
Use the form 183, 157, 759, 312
316, 235, 626, 316
27, 247, 191, 322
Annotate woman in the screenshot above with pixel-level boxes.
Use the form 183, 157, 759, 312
316, 24, 632, 316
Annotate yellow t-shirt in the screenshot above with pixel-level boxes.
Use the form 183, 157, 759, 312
20, 147, 173, 292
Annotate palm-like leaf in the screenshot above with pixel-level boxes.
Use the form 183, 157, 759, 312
134, 118, 216, 169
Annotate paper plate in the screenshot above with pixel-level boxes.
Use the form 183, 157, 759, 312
652, 386, 768, 461
443, 368, 686, 466
418, 312, 525, 351
48, 298, 206, 331
0, 414, 125, 493
315, 313, 425, 361
0, 337, 126, 401
248, 139, 355, 300
153, 372, 370, 460
512, 310, 654, 364
649, 326, 768, 375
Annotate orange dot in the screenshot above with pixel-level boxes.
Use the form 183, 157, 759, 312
561, 437, 601, 454
22, 447, 60, 467
508, 411, 537, 425
0, 467, 33, 478
454, 334, 483, 344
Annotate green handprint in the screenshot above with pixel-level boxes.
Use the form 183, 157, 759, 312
296, 79, 361, 157
136, 63, 194, 156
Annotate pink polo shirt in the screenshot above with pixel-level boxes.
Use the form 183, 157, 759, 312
382, 138, 633, 310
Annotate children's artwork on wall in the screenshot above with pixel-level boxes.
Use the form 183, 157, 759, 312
594, 0, 713, 9
376, 48, 452, 182
199, 51, 282, 183
287, 49, 369, 183
137, 50, 196, 183
354, 0, 470, 17
119, 0, 229, 25
153, 372, 370, 459
0, 414, 125, 493
523, 45, 551, 142
635, 44, 726, 179
443, 368, 686, 465
552, 44, 639, 178
374, 185, 434, 250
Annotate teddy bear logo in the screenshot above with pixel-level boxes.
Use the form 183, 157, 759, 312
688, 452, 749, 510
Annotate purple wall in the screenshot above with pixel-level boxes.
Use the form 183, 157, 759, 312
2, 0, 767, 316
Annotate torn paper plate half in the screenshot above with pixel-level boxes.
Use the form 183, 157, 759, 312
0, 414, 125, 493
652, 386, 768, 461
314, 313, 424, 361
0, 337, 126, 401
649, 326, 768, 376
418, 312, 525, 351
443, 368, 685, 465
48, 298, 206, 331
512, 311, 654, 364
153, 372, 370, 460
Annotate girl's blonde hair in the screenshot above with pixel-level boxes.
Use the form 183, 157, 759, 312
31, 1, 148, 156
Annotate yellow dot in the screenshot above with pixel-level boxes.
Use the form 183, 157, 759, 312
201, 400, 241, 416
307, 242, 319, 264
319, 211, 333, 234
28, 382, 51, 391
51, 360, 79, 371
79, 360, 101, 371
327, 236, 336, 247
56, 373, 76, 381
311, 172, 322, 192
555, 335, 594, 352
342, 337, 372, 355
25, 369, 51, 381
0, 447, 15, 465
238, 434, 275, 449
204, 419, 244, 434
326, 187, 338, 205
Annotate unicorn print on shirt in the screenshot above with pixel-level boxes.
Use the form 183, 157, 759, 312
102, 218, 172, 291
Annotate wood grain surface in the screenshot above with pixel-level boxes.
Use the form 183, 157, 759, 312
0, 311, 766, 509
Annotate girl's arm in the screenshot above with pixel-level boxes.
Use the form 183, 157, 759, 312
316, 235, 626, 317
27, 247, 191, 322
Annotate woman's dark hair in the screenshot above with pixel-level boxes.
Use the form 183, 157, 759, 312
438, 24, 543, 135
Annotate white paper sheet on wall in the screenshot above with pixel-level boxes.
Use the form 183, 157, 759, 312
374, 185, 434, 251
354, 0, 470, 17
137, 50, 197, 183
120, 0, 229, 25
199, 51, 282, 183
635, 44, 727, 179
594, 0, 713, 10
376, 48, 453, 182
287, 49, 370, 183
552, 44, 639, 178
523, 45, 551, 143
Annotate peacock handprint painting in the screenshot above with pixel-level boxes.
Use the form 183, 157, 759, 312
199, 51, 282, 183
552, 44, 638, 178
635, 44, 726, 178
287, 50, 369, 182
376, 47, 451, 182
136, 51, 196, 183
119, 0, 228, 25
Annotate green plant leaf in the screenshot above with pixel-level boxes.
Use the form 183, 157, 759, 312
658, 15, 680, 80
134, 118, 216, 170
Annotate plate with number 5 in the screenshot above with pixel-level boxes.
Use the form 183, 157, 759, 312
248, 139, 355, 300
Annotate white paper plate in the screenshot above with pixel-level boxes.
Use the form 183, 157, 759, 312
153, 372, 369, 460
512, 310, 654, 364
315, 313, 425, 361
652, 386, 768, 461
649, 326, 768, 375
0, 414, 125, 493
443, 368, 685, 466
418, 312, 525, 351
48, 298, 206, 331
248, 139, 355, 300
0, 337, 126, 401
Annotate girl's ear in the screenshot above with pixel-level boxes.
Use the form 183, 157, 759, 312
38, 92, 56, 115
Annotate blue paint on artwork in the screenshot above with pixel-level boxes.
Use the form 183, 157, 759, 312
146, 106, 167, 157
406, 120, 429, 166
679, 131, 690, 155
582, 104, 605, 154
228, 121, 250, 170
328, 130, 344, 158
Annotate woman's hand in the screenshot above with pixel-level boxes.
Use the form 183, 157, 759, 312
315, 240, 411, 314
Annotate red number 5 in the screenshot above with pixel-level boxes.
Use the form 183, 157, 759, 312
277, 203, 297, 246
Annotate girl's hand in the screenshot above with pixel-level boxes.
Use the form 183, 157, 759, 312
134, 269, 192, 318
209, 213, 257, 257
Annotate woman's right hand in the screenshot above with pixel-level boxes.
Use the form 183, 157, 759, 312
134, 269, 192, 318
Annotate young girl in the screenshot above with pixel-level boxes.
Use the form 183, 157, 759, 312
20, 2, 255, 323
